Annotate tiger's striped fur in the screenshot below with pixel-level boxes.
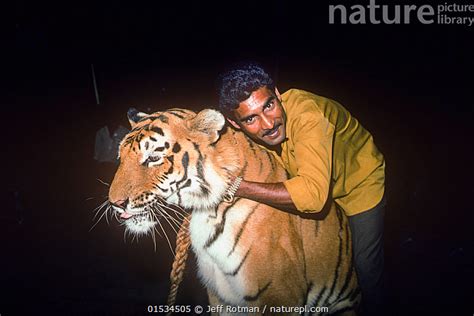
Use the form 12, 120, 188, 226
108, 108, 360, 315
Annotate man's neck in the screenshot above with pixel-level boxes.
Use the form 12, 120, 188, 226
267, 144, 283, 156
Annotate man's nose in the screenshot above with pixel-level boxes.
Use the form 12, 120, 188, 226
261, 114, 273, 129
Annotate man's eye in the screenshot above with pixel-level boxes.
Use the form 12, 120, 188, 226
264, 101, 274, 110
245, 116, 256, 124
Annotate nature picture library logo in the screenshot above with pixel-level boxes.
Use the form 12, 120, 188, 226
329, 0, 474, 26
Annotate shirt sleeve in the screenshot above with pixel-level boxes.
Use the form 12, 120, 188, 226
283, 110, 335, 213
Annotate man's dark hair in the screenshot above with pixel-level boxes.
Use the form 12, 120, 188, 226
217, 62, 275, 118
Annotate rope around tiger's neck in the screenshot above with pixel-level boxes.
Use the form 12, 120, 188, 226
166, 177, 242, 312
166, 213, 192, 313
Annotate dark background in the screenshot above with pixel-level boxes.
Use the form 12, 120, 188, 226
3, 0, 473, 315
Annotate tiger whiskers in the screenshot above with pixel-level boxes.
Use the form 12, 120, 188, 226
146, 209, 164, 252
102, 194, 189, 255
149, 212, 157, 252
113, 208, 120, 222
152, 208, 179, 236
96, 178, 110, 187
152, 210, 176, 256
87, 179, 113, 231
89, 199, 112, 232
149, 198, 189, 230
151, 204, 187, 232
92, 199, 109, 221
146, 200, 189, 256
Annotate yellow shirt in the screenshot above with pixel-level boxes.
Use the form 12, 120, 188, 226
278, 89, 385, 216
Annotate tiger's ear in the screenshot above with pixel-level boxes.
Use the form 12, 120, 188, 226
127, 108, 149, 128
187, 109, 225, 143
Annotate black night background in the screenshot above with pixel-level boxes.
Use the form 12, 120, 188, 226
4, 0, 473, 315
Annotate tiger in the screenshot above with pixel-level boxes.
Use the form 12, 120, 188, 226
108, 107, 360, 315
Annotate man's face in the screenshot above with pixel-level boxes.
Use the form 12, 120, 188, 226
228, 86, 286, 147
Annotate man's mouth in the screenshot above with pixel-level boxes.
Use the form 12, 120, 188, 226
263, 124, 281, 138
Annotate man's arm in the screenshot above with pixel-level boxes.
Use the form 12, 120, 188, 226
235, 179, 333, 219
235, 180, 299, 215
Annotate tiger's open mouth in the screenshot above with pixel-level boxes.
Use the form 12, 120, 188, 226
119, 211, 148, 220
120, 212, 157, 235
111, 198, 186, 236
117, 198, 173, 220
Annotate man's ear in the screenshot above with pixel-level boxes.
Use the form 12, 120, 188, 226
127, 108, 149, 128
226, 117, 241, 130
274, 87, 282, 102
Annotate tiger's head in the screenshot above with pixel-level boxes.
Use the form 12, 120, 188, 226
108, 108, 237, 235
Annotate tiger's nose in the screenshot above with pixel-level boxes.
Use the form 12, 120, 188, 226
110, 198, 129, 210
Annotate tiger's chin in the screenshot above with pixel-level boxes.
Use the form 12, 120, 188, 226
123, 215, 157, 236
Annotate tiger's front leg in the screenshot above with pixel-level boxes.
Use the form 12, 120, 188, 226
206, 290, 264, 316
207, 290, 223, 315
207, 291, 242, 316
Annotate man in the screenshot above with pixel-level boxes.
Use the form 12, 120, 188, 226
217, 63, 386, 315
